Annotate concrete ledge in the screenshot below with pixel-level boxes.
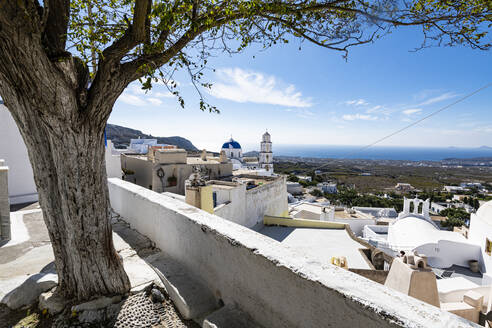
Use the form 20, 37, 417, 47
264, 215, 346, 229
146, 252, 218, 320
203, 305, 263, 328
109, 178, 479, 328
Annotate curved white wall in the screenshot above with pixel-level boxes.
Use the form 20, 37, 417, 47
469, 211, 492, 284
415, 240, 482, 271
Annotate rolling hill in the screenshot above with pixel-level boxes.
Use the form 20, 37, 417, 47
106, 124, 198, 151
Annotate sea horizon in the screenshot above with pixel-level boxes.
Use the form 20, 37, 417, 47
251, 144, 492, 161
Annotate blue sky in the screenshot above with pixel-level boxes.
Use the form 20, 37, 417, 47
109, 26, 492, 152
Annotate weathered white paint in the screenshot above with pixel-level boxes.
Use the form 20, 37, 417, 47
0, 105, 38, 204
211, 177, 287, 229
414, 240, 482, 272
330, 217, 375, 236
108, 178, 479, 328
244, 176, 287, 229
105, 140, 122, 179
438, 277, 491, 305
468, 201, 492, 285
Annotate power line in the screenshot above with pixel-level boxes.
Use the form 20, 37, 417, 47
314, 82, 492, 170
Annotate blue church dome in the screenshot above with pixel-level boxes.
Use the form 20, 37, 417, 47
222, 138, 242, 149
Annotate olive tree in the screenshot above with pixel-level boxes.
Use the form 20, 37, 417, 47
0, 0, 489, 301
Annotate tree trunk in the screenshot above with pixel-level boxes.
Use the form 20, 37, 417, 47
25, 115, 130, 300
0, 4, 131, 301
6, 101, 131, 300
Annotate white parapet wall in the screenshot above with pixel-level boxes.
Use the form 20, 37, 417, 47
108, 178, 478, 328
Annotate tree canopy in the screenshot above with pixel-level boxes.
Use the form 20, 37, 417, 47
7, 0, 490, 113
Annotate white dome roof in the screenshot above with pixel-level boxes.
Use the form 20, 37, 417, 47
476, 200, 492, 225
389, 216, 465, 249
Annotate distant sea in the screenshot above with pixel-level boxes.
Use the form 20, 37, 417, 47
273, 145, 492, 161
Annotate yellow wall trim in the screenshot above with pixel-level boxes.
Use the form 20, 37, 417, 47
264, 216, 346, 229
200, 185, 214, 214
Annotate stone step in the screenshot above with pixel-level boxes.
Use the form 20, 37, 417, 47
202, 305, 263, 328
145, 252, 219, 320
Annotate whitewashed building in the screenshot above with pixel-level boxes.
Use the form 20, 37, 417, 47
0, 104, 38, 204
468, 200, 492, 284
1, 103, 122, 204
364, 198, 476, 262
220, 132, 274, 176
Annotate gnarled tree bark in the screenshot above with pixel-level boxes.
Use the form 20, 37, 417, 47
0, 2, 130, 300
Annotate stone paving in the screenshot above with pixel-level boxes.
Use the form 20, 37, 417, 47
0, 203, 199, 327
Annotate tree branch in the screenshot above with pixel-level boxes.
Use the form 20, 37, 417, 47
86, 0, 152, 122
42, 0, 70, 58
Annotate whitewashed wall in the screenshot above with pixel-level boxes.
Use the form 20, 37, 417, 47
0, 105, 38, 204
213, 185, 246, 226
108, 178, 478, 328
245, 176, 288, 229
469, 211, 492, 284
105, 140, 122, 179
330, 218, 375, 236
415, 240, 483, 272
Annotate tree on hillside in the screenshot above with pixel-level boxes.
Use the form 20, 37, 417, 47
0, 0, 490, 301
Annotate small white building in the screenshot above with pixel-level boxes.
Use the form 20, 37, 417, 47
468, 200, 492, 284
317, 182, 337, 194
461, 182, 483, 190
185, 174, 288, 230
286, 181, 303, 195
297, 175, 312, 182
444, 186, 467, 193
395, 183, 415, 192
364, 198, 477, 263
431, 202, 450, 214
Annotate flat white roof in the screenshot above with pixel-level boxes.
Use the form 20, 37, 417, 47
437, 277, 479, 294
259, 226, 371, 269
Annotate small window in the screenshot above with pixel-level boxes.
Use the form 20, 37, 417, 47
486, 238, 492, 256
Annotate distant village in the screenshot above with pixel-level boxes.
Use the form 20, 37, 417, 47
2, 103, 492, 326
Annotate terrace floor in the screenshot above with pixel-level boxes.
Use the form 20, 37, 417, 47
259, 226, 372, 269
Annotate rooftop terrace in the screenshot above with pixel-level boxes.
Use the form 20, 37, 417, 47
259, 226, 372, 269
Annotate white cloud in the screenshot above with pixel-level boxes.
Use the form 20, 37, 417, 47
119, 93, 147, 106
118, 82, 174, 107
285, 108, 315, 118
416, 92, 457, 106
366, 105, 382, 113
345, 99, 368, 106
148, 98, 163, 106
402, 108, 422, 115
154, 92, 174, 98
209, 68, 312, 108
342, 113, 378, 121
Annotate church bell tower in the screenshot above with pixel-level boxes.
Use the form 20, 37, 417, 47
259, 131, 273, 174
